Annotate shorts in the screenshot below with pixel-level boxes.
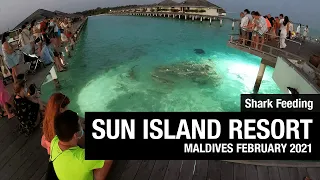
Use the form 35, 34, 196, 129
53, 51, 61, 57
257, 31, 264, 37
66, 33, 72, 38
240, 29, 247, 36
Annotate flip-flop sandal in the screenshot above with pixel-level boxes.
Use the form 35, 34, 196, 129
0, 111, 5, 118
8, 114, 15, 120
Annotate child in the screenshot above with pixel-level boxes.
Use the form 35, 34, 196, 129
0, 80, 15, 119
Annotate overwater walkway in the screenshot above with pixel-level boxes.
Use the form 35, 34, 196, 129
0, 18, 87, 179
1, 14, 320, 179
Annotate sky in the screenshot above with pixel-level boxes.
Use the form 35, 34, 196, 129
0, 0, 319, 34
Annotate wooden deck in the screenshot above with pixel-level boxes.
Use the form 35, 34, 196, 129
1, 129, 320, 180
228, 35, 320, 68
106, 160, 320, 180
0, 18, 88, 179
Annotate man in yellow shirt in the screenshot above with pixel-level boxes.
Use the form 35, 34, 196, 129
51, 110, 112, 180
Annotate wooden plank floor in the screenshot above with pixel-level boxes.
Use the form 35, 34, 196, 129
0, 19, 87, 180
106, 160, 320, 180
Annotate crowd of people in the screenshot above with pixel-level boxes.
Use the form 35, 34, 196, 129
0, 17, 77, 118
239, 9, 309, 50
0, 16, 113, 180
1, 17, 75, 83
0, 78, 113, 179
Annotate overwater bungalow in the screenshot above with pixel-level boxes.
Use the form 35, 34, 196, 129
178, 0, 226, 16
114, 0, 226, 17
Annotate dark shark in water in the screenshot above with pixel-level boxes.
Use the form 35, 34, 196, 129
194, 49, 205, 55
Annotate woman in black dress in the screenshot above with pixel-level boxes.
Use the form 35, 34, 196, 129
13, 80, 45, 135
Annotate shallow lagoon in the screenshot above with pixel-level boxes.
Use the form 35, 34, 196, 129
41, 15, 281, 115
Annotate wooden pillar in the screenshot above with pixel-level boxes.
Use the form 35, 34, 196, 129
50, 66, 61, 89
179, 15, 180, 19
210, 18, 212, 24
253, 62, 267, 94
192, 16, 194, 20
232, 20, 235, 30
200, 17, 203, 21
185, 15, 187, 20
220, 19, 223, 27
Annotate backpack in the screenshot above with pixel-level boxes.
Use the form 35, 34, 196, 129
46, 145, 65, 180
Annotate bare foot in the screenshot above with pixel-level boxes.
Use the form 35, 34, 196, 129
8, 113, 15, 119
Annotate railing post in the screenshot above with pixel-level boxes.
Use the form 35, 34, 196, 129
230, 35, 233, 42
232, 19, 235, 30
253, 62, 267, 94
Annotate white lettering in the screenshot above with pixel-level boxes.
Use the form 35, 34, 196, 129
92, 119, 105, 139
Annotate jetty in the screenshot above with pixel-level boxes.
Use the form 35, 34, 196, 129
228, 34, 320, 94
0, 14, 88, 179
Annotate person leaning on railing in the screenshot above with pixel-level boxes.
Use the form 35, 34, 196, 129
49, 110, 112, 180
41, 93, 85, 155
1, 32, 20, 82
241, 9, 253, 45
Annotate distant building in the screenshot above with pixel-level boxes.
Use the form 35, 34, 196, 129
114, 0, 226, 16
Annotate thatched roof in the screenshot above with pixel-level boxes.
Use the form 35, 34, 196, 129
179, 0, 219, 7
157, 0, 179, 6
13, 9, 56, 30
54, 11, 82, 18
13, 9, 81, 30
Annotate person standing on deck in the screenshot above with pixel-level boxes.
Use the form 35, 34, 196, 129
242, 9, 252, 45
303, 25, 309, 42
280, 16, 290, 49
278, 14, 284, 36
288, 21, 294, 39
40, 18, 49, 35
267, 14, 274, 41
60, 19, 72, 57
252, 12, 268, 50
264, 16, 272, 42
296, 24, 301, 38
1, 32, 20, 82
50, 110, 113, 180
239, 12, 245, 43
267, 14, 274, 28
18, 25, 33, 54
31, 20, 41, 41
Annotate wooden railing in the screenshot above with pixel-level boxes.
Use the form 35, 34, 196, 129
114, 11, 237, 21
228, 33, 305, 62
228, 33, 320, 87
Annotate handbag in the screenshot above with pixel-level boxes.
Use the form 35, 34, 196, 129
45, 145, 65, 180
1, 65, 11, 78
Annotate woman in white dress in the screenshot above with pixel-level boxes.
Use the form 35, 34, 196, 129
18, 24, 33, 54
296, 24, 301, 38
303, 25, 309, 42
279, 16, 289, 49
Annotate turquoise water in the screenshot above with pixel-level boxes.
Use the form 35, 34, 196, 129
40, 15, 281, 115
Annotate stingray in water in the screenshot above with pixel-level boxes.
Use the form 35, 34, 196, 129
194, 49, 205, 55
128, 65, 138, 80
